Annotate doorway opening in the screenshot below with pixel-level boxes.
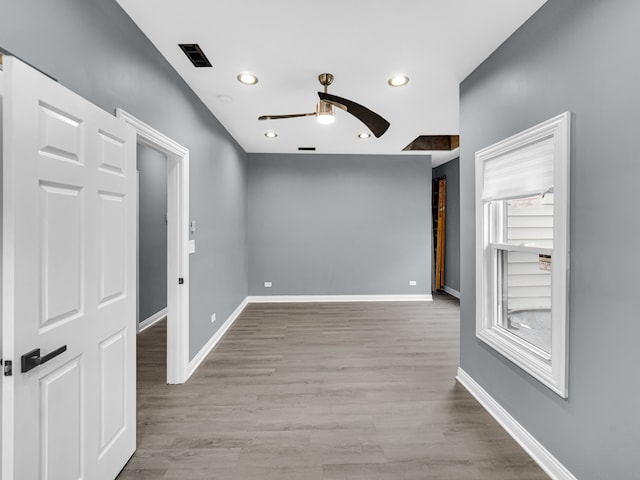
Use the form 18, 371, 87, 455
432, 176, 447, 291
137, 143, 168, 336
117, 109, 190, 384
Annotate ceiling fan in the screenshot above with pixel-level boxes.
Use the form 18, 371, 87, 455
258, 73, 391, 138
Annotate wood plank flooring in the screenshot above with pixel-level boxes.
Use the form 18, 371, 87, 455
118, 294, 549, 479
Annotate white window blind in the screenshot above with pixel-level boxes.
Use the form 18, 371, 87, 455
482, 135, 554, 201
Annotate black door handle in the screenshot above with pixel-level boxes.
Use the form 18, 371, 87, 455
21, 345, 67, 373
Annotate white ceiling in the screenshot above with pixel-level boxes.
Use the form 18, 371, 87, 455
116, 0, 546, 167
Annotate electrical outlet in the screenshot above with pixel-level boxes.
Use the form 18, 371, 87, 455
264, 281, 272, 288
409, 280, 417, 286
211, 313, 216, 323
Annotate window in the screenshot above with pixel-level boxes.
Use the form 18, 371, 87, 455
475, 112, 570, 397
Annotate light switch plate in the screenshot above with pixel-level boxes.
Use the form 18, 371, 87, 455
188, 239, 196, 254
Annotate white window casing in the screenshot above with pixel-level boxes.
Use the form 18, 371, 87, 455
475, 112, 570, 398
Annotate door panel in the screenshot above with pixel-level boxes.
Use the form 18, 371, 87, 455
40, 182, 84, 328
2, 56, 136, 480
38, 103, 82, 164
98, 131, 126, 174
99, 192, 127, 304
98, 330, 127, 455
40, 358, 83, 480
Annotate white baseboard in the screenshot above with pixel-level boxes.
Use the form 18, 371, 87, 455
247, 294, 433, 303
442, 286, 461, 298
138, 308, 167, 332
456, 368, 576, 480
186, 297, 249, 379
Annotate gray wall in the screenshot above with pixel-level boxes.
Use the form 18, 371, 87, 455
0, 0, 248, 359
248, 153, 432, 296
432, 158, 460, 293
459, 1, 640, 478
137, 144, 168, 322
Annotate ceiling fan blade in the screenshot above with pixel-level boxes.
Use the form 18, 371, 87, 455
258, 113, 316, 120
318, 92, 390, 137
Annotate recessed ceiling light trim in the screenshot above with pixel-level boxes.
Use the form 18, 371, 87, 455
358, 133, 371, 139
388, 75, 409, 87
264, 131, 277, 138
237, 73, 258, 85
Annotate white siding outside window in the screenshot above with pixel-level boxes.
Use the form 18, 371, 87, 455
506, 196, 553, 311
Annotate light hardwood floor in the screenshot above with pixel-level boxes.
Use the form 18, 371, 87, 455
118, 294, 549, 479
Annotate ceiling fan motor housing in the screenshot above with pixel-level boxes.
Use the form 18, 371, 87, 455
316, 100, 334, 116
316, 100, 335, 124
318, 73, 334, 87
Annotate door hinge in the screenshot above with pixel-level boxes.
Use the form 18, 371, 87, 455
178, 277, 184, 285
3, 360, 12, 376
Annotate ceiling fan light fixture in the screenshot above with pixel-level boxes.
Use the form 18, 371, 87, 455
388, 75, 409, 87
358, 132, 371, 139
316, 113, 335, 125
237, 73, 258, 85
264, 131, 277, 138
316, 101, 335, 125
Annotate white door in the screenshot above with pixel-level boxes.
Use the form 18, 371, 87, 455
2, 56, 136, 479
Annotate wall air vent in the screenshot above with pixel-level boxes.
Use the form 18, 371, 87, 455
402, 135, 460, 151
298, 147, 316, 151
178, 44, 212, 68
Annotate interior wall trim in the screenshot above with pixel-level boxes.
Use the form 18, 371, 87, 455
456, 367, 577, 480
117, 108, 190, 385
442, 286, 461, 299
138, 308, 167, 333
186, 297, 250, 380
246, 294, 433, 303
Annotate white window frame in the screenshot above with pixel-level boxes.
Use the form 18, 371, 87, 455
475, 112, 570, 398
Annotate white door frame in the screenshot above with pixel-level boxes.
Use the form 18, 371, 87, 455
0, 65, 5, 479
116, 109, 190, 384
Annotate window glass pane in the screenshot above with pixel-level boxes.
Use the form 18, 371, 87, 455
505, 195, 554, 248
498, 250, 552, 354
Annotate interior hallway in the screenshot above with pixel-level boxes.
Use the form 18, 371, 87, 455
119, 296, 548, 479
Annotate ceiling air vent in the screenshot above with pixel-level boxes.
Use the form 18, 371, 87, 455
178, 44, 212, 68
298, 147, 316, 151
402, 135, 459, 151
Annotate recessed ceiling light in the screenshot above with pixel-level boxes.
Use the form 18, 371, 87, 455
237, 73, 258, 85
358, 133, 371, 139
388, 75, 409, 87
264, 131, 277, 138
